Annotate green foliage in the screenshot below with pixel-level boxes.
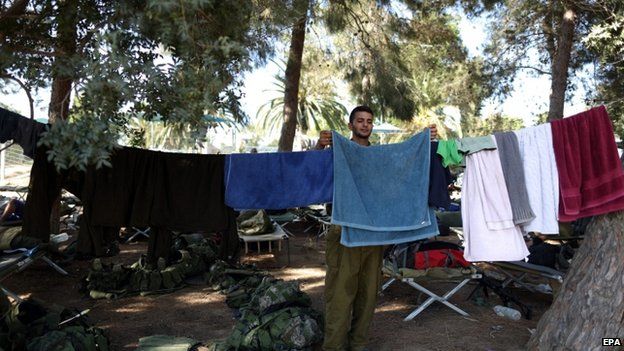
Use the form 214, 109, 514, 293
583, 1, 624, 139
323, 2, 488, 124
39, 114, 121, 171
462, 0, 601, 99
461, 113, 524, 137
1, 0, 287, 169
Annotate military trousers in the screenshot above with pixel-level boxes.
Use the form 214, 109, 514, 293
323, 225, 384, 351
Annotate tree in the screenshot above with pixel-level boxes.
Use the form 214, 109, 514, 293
257, 55, 348, 136
583, 1, 624, 139
527, 3, 624, 348
277, 0, 310, 151
327, 2, 488, 121
0, 0, 286, 169
463, 0, 607, 120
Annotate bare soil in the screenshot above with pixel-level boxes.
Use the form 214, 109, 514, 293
5, 222, 549, 351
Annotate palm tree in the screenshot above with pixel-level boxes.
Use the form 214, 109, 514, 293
257, 59, 348, 135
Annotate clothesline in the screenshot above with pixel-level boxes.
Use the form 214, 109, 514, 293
1, 105, 622, 264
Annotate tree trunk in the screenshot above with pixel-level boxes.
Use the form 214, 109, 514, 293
526, 212, 624, 350
48, 0, 77, 123
547, 6, 576, 121
277, 0, 309, 152
47, 0, 78, 234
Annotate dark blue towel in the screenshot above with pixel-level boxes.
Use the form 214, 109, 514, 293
224, 150, 333, 210
331, 130, 434, 246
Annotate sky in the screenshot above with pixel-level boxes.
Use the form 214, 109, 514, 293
1, 11, 593, 135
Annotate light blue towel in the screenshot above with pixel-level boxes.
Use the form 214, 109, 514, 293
331, 130, 435, 246
341, 207, 439, 246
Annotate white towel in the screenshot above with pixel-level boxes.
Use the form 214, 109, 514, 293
461, 147, 530, 262
514, 124, 560, 234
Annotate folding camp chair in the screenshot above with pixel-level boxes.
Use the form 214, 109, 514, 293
382, 241, 481, 321
126, 227, 151, 243
485, 261, 564, 294
0, 186, 29, 202
238, 222, 292, 265
0, 245, 69, 301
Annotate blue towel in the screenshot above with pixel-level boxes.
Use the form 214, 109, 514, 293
225, 150, 333, 210
331, 130, 435, 246
341, 207, 439, 246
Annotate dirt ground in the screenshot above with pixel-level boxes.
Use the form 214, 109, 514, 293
4, 221, 551, 351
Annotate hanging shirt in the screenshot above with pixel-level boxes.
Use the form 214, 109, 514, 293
514, 124, 560, 234
436, 139, 463, 167
429, 141, 453, 209
224, 150, 333, 210
331, 130, 437, 247
0, 107, 47, 158
461, 148, 529, 262
551, 105, 624, 221
494, 132, 535, 225
0, 108, 20, 143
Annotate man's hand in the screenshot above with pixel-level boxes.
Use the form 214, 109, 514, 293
428, 124, 438, 140
316, 130, 333, 149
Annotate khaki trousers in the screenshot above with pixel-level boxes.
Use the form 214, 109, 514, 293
323, 225, 384, 351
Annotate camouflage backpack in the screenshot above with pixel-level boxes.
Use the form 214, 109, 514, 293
242, 278, 311, 315
85, 259, 131, 295
236, 210, 274, 236
226, 307, 323, 351
26, 326, 109, 351
0, 299, 109, 351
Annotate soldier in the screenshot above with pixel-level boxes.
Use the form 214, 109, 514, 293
315, 105, 437, 351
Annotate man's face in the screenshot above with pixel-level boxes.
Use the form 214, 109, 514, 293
349, 111, 373, 139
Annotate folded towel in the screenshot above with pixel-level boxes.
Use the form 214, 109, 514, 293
551, 106, 624, 221
514, 124, 560, 234
462, 148, 529, 262
331, 130, 433, 246
494, 132, 535, 224
224, 150, 333, 210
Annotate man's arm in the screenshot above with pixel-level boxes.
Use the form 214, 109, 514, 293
315, 130, 333, 149
428, 124, 438, 140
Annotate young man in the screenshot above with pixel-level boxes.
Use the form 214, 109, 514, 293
316, 105, 437, 350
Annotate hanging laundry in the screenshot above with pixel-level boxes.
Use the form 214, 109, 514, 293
429, 141, 454, 210
24, 145, 239, 261
0, 108, 19, 143
224, 150, 333, 210
0, 107, 47, 157
150, 151, 233, 232
461, 148, 529, 262
331, 130, 437, 247
494, 132, 535, 225
551, 106, 624, 221
514, 124, 560, 234
23, 145, 81, 242
13, 117, 47, 158
436, 139, 463, 167
456, 135, 497, 155
340, 207, 439, 246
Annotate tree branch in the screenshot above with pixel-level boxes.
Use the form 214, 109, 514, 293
515, 65, 552, 75
0, 74, 34, 119
0, 0, 29, 22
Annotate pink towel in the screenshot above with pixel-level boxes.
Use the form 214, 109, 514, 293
551, 106, 624, 221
